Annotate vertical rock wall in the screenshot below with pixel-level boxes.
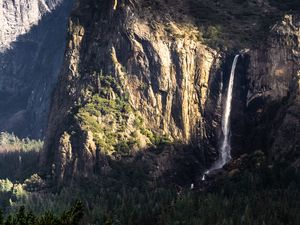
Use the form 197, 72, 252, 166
43, 0, 223, 178
0, 0, 73, 138
230, 15, 300, 165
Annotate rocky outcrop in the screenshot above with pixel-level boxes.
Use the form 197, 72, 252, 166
254, 15, 300, 165
0, 0, 73, 138
42, 0, 223, 178
231, 14, 300, 166
0, 0, 62, 51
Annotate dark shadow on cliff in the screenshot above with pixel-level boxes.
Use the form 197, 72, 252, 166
0, 0, 73, 139
54, 143, 204, 191
188, 0, 296, 50
229, 53, 250, 157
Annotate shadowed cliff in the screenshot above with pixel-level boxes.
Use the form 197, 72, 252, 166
0, 0, 73, 138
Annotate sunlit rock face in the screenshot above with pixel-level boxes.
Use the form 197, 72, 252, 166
0, 0, 63, 52
42, 0, 224, 178
0, 0, 73, 138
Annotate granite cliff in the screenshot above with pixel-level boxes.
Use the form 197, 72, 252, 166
242, 15, 300, 166
41, 0, 300, 182
0, 0, 73, 138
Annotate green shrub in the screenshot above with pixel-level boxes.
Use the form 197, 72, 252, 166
0, 201, 84, 225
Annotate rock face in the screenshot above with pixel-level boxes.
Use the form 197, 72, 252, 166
245, 15, 300, 165
42, 0, 224, 179
42, 0, 300, 180
230, 14, 300, 167
0, 0, 73, 138
0, 0, 61, 51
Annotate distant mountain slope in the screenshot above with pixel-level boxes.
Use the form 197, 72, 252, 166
0, 0, 73, 138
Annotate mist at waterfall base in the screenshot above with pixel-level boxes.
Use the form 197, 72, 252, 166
202, 55, 239, 181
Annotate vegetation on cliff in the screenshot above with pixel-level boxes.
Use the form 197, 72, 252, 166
72, 72, 171, 156
189, 0, 299, 50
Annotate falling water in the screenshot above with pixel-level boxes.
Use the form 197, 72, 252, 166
218, 54, 239, 167
202, 55, 239, 181
217, 73, 224, 109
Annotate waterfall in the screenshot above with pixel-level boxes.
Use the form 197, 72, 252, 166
217, 73, 224, 109
218, 54, 239, 167
202, 55, 239, 181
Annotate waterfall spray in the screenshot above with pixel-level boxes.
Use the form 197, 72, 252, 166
202, 55, 239, 181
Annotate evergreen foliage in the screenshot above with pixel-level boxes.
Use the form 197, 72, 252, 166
0, 201, 83, 225
73, 72, 171, 156
0, 132, 42, 153
0, 151, 40, 182
0, 133, 42, 181
4, 161, 299, 225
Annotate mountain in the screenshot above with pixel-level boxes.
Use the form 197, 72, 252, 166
0, 0, 300, 224
41, 0, 300, 182
0, 0, 73, 138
